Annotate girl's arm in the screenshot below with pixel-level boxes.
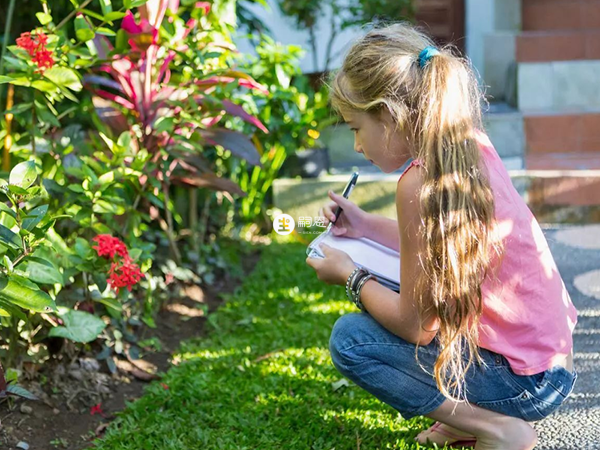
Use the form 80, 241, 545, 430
362, 213, 400, 252
359, 167, 439, 345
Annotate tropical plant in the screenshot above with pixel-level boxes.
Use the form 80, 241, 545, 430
84, 0, 269, 262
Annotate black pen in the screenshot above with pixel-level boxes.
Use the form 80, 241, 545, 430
326, 171, 359, 232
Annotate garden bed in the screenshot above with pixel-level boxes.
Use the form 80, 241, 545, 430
0, 242, 263, 450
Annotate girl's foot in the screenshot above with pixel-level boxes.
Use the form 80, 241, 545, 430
415, 422, 477, 447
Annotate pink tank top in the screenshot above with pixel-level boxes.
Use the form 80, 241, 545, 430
398, 130, 577, 376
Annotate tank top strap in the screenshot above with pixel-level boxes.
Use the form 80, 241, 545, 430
397, 159, 423, 183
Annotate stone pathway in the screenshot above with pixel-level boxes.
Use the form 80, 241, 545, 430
534, 225, 600, 450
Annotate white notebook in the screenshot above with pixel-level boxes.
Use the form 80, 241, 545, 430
306, 230, 400, 292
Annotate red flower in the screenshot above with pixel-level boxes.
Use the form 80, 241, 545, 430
31, 48, 54, 72
108, 257, 145, 294
165, 273, 174, 285
92, 234, 129, 259
160, 383, 169, 390
90, 403, 105, 416
16, 30, 54, 73
16, 32, 37, 56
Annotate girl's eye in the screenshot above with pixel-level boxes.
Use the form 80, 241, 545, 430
350, 128, 358, 132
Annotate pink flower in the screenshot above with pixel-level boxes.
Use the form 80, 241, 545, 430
122, 11, 158, 52
195, 2, 211, 15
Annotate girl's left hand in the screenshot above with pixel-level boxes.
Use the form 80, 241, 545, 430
305, 244, 357, 286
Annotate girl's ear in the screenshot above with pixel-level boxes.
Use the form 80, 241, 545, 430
379, 105, 395, 125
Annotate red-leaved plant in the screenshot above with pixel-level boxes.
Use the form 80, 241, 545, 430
85, 0, 269, 199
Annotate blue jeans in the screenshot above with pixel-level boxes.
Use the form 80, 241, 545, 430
329, 312, 578, 421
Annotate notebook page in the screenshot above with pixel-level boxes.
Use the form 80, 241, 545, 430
313, 233, 400, 284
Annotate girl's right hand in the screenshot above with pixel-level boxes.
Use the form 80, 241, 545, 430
318, 190, 370, 239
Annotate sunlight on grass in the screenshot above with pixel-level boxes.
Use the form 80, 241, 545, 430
92, 239, 445, 450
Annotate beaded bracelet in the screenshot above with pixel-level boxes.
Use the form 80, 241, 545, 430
345, 268, 364, 301
346, 268, 367, 309
353, 272, 376, 311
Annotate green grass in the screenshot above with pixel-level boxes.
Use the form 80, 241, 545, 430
92, 236, 446, 450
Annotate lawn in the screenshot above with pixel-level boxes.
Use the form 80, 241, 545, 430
92, 236, 440, 450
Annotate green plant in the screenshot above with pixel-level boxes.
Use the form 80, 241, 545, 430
231, 35, 336, 229
0, 159, 61, 399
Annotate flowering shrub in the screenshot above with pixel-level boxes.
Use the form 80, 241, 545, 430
93, 234, 145, 294
15, 30, 54, 73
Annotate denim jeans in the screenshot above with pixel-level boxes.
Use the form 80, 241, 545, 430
329, 312, 578, 421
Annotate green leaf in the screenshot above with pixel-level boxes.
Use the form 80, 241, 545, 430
104, 11, 126, 21
7, 185, 28, 195
23, 257, 63, 285
80, 9, 105, 21
115, 28, 128, 52
74, 237, 92, 259
4, 102, 33, 115
0, 202, 16, 219
0, 75, 14, 84
43, 67, 83, 92
75, 14, 95, 42
98, 171, 115, 186
100, 0, 112, 16
36, 12, 53, 25
48, 309, 106, 343
0, 225, 22, 249
93, 200, 125, 214
68, 184, 84, 193
96, 27, 116, 37
153, 117, 175, 134
0, 275, 56, 312
23, 204, 48, 231
117, 131, 131, 149
9, 161, 37, 189
0, 298, 27, 321
3, 256, 13, 273
128, 248, 142, 261
31, 80, 59, 94
92, 272, 108, 292
130, 0, 149, 8
275, 64, 290, 89
94, 296, 122, 312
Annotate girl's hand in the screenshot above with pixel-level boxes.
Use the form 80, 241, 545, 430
305, 244, 358, 286
318, 190, 369, 239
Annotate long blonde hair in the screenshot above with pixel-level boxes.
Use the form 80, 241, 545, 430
328, 23, 500, 401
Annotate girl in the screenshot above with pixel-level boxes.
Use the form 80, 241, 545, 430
305, 23, 578, 450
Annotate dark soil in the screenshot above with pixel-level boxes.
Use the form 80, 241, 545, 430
0, 244, 263, 450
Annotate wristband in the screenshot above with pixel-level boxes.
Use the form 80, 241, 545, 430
354, 272, 377, 311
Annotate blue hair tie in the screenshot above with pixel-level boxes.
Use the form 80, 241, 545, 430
418, 46, 440, 68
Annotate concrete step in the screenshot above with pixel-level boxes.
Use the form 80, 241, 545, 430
273, 170, 600, 225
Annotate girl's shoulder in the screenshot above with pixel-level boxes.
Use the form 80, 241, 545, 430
397, 159, 423, 185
